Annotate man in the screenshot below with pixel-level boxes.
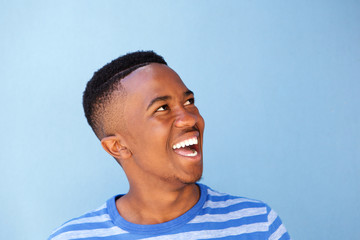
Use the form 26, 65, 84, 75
49, 51, 290, 240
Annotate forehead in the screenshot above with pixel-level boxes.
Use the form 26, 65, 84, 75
121, 63, 189, 103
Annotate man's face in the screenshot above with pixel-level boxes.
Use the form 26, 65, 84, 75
116, 63, 205, 185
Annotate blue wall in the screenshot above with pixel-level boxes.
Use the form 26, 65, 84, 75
1, 1, 359, 239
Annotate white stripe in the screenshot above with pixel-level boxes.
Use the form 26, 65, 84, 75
143, 222, 268, 240
269, 224, 287, 240
207, 188, 227, 196
267, 209, 278, 225
51, 226, 127, 240
189, 207, 267, 223
55, 214, 111, 231
51, 205, 108, 234
94, 203, 107, 211
203, 197, 260, 209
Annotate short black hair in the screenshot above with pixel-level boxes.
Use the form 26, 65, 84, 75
83, 50, 167, 139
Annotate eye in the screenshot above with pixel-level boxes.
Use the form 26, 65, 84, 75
156, 104, 169, 112
184, 98, 195, 106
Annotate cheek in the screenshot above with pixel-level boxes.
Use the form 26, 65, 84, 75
146, 122, 171, 146
135, 120, 172, 152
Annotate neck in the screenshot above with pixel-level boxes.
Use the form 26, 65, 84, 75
116, 182, 200, 225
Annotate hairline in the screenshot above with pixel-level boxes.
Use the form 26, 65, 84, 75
96, 62, 167, 139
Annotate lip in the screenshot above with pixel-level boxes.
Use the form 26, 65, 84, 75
171, 131, 202, 160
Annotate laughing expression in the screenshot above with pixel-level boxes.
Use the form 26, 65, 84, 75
117, 63, 205, 186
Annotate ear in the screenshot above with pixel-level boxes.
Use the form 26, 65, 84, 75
101, 134, 132, 160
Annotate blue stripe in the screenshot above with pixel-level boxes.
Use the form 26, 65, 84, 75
279, 232, 291, 240
269, 216, 283, 235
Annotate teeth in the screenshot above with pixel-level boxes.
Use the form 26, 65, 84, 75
172, 137, 198, 150
185, 150, 197, 157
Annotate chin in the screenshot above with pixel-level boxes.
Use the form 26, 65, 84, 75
182, 176, 202, 185
178, 171, 203, 185
163, 171, 203, 185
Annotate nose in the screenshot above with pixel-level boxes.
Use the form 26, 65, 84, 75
174, 108, 198, 128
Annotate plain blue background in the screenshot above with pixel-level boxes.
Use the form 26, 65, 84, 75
1, 1, 359, 239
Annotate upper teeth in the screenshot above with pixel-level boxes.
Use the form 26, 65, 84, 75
173, 137, 198, 149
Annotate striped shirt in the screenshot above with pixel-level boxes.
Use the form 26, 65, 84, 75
49, 184, 290, 240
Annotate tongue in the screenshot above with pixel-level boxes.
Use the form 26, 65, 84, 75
174, 146, 195, 156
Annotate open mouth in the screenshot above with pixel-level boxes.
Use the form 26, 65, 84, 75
172, 137, 199, 157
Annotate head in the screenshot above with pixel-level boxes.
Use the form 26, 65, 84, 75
83, 51, 205, 186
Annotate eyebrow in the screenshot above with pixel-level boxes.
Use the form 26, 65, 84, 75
146, 90, 194, 110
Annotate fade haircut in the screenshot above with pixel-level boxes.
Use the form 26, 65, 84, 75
83, 51, 167, 139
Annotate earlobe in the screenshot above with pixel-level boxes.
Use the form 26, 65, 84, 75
101, 135, 132, 160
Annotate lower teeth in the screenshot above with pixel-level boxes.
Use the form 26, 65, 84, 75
185, 150, 197, 157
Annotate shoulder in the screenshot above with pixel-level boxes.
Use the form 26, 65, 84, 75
48, 199, 121, 240
197, 184, 291, 239
200, 183, 267, 209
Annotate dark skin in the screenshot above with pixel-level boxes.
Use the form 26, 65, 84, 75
101, 63, 205, 224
